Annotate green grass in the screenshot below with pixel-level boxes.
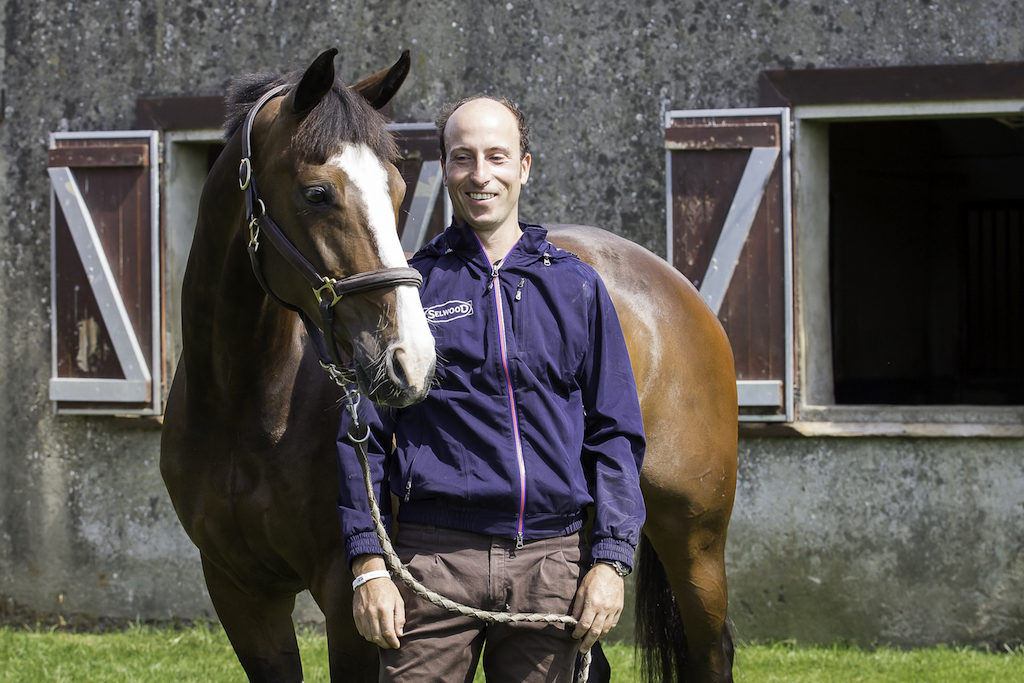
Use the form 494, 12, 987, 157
1, 623, 1022, 681
733, 640, 1024, 682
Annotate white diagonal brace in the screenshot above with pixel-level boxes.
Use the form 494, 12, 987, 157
48, 166, 150, 398
699, 146, 780, 315
401, 160, 443, 253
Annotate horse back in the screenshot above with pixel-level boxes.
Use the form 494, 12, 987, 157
548, 225, 737, 523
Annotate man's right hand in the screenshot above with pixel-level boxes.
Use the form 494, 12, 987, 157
351, 554, 405, 649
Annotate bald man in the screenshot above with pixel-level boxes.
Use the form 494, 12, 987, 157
337, 96, 645, 682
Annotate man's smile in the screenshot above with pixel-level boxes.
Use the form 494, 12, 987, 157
468, 192, 497, 200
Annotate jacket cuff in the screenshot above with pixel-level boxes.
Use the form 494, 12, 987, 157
590, 538, 637, 571
345, 531, 385, 566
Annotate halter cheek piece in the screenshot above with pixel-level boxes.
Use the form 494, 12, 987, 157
239, 84, 423, 370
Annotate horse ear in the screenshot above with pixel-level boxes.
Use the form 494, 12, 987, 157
291, 48, 339, 116
351, 50, 411, 110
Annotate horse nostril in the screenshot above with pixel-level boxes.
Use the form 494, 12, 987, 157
388, 347, 409, 389
383, 342, 435, 404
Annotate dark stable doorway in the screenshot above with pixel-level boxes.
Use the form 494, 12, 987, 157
829, 117, 1024, 405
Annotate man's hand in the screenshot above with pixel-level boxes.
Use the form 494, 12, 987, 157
571, 562, 625, 654
351, 554, 405, 649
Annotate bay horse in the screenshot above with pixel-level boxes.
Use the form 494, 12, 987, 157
161, 49, 736, 683
548, 225, 737, 683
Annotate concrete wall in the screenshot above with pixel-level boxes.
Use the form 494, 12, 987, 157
730, 436, 1024, 646
2, 0, 1023, 645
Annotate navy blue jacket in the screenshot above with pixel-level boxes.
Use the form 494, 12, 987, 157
337, 223, 646, 569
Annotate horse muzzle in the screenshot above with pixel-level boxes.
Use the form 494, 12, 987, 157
351, 335, 435, 408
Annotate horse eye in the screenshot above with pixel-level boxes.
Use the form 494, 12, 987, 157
303, 185, 330, 204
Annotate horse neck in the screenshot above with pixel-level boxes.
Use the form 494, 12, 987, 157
180, 137, 310, 401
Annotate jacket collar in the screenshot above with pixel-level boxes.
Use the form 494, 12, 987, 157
434, 222, 551, 268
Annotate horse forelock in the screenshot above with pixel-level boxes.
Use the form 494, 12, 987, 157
223, 70, 399, 164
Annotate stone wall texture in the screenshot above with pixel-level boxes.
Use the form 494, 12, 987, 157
2, 0, 1023, 646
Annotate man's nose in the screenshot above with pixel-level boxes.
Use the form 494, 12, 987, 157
470, 158, 490, 185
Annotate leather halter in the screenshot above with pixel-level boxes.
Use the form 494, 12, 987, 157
239, 84, 423, 368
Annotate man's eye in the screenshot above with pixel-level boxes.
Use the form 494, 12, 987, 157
304, 186, 329, 204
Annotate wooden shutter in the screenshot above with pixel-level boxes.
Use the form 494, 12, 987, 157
390, 123, 450, 252
48, 131, 161, 415
665, 108, 794, 421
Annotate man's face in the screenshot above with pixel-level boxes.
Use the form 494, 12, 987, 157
442, 98, 532, 237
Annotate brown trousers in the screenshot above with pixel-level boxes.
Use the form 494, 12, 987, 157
379, 523, 585, 683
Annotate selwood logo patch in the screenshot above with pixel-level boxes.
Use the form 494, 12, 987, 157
425, 300, 474, 323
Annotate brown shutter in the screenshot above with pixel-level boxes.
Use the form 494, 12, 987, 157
390, 124, 449, 252
48, 131, 161, 415
665, 108, 793, 421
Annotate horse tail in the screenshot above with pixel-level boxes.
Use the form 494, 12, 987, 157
635, 532, 688, 683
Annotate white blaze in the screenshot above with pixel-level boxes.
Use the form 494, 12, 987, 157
329, 144, 435, 391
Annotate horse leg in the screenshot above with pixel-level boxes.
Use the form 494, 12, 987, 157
671, 535, 733, 683
639, 526, 734, 683
201, 555, 304, 682
309, 556, 379, 682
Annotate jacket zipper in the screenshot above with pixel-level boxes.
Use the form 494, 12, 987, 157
490, 262, 527, 549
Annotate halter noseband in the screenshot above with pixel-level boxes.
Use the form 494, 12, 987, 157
239, 84, 423, 369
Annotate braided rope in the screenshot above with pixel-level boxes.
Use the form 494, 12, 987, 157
332, 373, 591, 683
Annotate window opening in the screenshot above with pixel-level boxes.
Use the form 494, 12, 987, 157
829, 117, 1024, 405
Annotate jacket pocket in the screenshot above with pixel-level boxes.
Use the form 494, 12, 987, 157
511, 276, 529, 356
402, 449, 422, 503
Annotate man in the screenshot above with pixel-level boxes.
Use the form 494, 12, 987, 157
336, 95, 645, 682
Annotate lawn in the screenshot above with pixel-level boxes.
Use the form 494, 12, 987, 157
1, 623, 1022, 681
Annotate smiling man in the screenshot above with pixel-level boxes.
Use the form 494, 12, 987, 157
440, 97, 531, 258
336, 95, 646, 682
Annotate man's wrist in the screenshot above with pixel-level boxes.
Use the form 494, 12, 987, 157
351, 553, 386, 576
594, 559, 631, 578
352, 569, 391, 590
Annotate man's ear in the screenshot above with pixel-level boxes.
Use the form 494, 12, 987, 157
520, 153, 532, 185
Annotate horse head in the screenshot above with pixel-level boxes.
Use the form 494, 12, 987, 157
236, 49, 435, 408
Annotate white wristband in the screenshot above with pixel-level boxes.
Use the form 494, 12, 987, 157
352, 569, 391, 590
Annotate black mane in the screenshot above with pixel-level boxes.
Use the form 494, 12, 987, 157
224, 70, 399, 163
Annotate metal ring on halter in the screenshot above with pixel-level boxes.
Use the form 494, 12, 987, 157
238, 158, 253, 190
347, 422, 370, 444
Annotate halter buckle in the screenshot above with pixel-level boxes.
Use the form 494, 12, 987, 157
247, 199, 267, 250
314, 277, 343, 307
248, 217, 261, 251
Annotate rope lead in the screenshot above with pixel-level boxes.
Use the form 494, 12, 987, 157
339, 383, 591, 683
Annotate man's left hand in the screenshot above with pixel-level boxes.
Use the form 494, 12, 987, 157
571, 562, 625, 653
